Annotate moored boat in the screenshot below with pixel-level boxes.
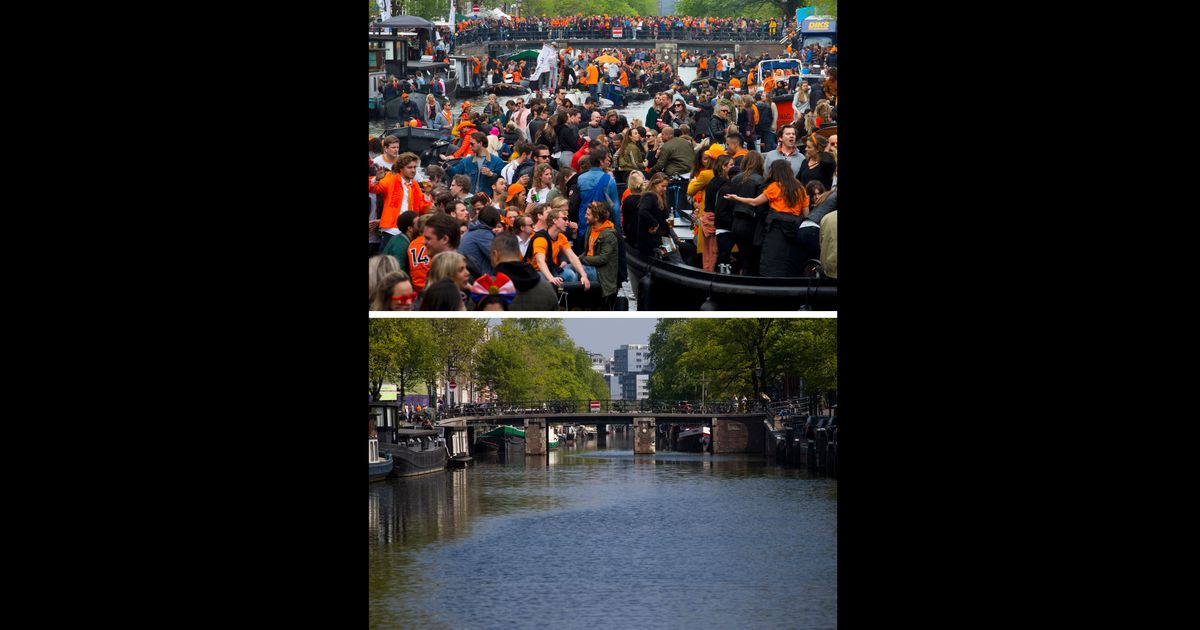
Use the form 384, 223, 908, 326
676, 426, 711, 452
486, 83, 528, 96
381, 428, 448, 477
474, 424, 525, 451
379, 123, 444, 155
369, 417, 394, 481
369, 452, 394, 481
626, 246, 837, 311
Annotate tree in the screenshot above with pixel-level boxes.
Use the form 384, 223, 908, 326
647, 318, 837, 402
368, 319, 439, 407
429, 319, 488, 404
476, 319, 611, 405
675, 0, 807, 20
647, 318, 695, 400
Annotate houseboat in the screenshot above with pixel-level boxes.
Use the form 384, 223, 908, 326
369, 417, 394, 482
379, 428, 448, 477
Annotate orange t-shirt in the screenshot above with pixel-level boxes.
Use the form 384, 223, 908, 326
532, 231, 570, 271
764, 183, 807, 216
407, 235, 431, 291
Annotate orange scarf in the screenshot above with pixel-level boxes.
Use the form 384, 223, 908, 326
586, 220, 614, 256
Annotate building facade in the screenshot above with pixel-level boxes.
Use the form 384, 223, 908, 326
610, 344, 652, 401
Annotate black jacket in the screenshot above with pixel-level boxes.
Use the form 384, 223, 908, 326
708, 116, 728, 143
622, 193, 642, 247
556, 124, 582, 153
705, 175, 735, 231
494, 260, 558, 311
637, 192, 669, 257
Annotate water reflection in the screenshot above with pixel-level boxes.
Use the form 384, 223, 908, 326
369, 421, 836, 629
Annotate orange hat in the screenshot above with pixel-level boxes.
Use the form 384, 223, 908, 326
704, 144, 725, 160
462, 101, 472, 109
506, 183, 526, 202
401, 92, 409, 99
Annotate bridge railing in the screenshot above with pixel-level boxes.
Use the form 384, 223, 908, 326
451, 25, 783, 46
439, 398, 829, 419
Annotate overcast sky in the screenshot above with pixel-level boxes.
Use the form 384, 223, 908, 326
562, 318, 661, 358
488, 318, 663, 359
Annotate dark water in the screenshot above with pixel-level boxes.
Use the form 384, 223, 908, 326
369, 431, 837, 629
368, 68, 698, 139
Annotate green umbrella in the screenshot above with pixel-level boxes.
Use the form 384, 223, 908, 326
501, 49, 540, 62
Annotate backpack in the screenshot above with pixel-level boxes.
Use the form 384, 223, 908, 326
524, 229, 562, 269
432, 80, 444, 96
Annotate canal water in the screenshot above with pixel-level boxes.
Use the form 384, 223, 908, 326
369, 430, 837, 629
369, 67, 698, 139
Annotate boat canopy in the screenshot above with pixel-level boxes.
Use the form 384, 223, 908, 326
758, 59, 802, 72
376, 14, 434, 29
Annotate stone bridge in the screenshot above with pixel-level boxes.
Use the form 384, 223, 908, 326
440, 412, 768, 455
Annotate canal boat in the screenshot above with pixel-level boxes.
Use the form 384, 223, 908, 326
676, 426, 711, 452
626, 246, 838, 311
562, 90, 614, 110
369, 452, 393, 481
624, 89, 651, 103
369, 417, 394, 481
382, 124, 444, 156
381, 428, 448, 477
487, 83, 528, 96
473, 425, 561, 450
474, 424, 525, 452
449, 55, 484, 97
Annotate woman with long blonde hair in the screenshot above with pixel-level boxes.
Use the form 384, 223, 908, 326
622, 170, 647, 245
369, 254, 401, 310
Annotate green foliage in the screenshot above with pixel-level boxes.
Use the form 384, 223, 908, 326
809, 0, 836, 18
648, 318, 836, 401
674, 0, 799, 19
368, 319, 440, 404
476, 319, 609, 405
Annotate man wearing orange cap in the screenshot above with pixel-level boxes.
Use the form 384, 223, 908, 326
397, 92, 420, 125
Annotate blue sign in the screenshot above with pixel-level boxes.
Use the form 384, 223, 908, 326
801, 20, 837, 33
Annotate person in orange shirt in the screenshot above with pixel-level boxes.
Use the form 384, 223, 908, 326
529, 207, 591, 290
406, 231, 430, 292
619, 69, 629, 87
722, 159, 810, 277
370, 152, 433, 249
585, 63, 600, 99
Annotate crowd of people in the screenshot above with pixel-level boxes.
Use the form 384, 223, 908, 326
454, 15, 790, 45
369, 41, 837, 311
